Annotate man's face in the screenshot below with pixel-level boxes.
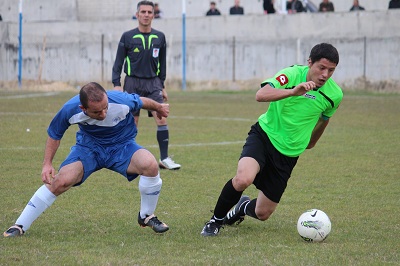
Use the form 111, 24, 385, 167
80, 95, 108, 121
307, 58, 337, 88
136, 4, 154, 27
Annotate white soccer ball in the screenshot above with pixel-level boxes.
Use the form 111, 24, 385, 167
297, 209, 331, 242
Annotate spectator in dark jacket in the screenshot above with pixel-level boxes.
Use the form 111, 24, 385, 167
263, 0, 276, 14
389, 0, 400, 9
287, 0, 306, 13
206, 2, 221, 16
230, 0, 244, 15
350, 0, 365, 11
319, 0, 335, 12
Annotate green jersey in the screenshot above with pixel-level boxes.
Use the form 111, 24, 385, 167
258, 65, 343, 157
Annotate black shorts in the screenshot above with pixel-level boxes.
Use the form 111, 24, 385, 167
240, 122, 299, 203
124, 76, 164, 116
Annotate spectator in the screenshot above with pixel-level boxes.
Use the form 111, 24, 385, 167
206, 1, 221, 16
349, 0, 365, 11
319, 0, 334, 12
154, 3, 163, 18
230, 0, 244, 15
263, 0, 276, 14
287, 0, 306, 13
389, 0, 400, 9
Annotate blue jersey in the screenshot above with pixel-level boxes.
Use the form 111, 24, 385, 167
47, 91, 143, 146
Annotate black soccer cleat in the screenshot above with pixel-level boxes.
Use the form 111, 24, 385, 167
223, 195, 250, 225
3, 225, 24, 237
200, 219, 222, 237
138, 213, 169, 233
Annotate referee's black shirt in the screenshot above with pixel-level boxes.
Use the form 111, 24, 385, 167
112, 28, 167, 87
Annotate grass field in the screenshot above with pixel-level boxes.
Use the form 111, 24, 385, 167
0, 89, 399, 266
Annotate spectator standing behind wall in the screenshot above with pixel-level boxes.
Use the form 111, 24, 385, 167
206, 1, 221, 16
154, 3, 163, 18
349, 0, 365, 11
230, 0, 244, 15
389, 0, 400, 9
287, 0, 306, 13
319, 0, 334, 12
263, 0, 276, 14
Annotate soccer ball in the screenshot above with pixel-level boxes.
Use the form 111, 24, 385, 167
297, 209, 331, 242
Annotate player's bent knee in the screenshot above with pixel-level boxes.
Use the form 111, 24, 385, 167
49, 179, 74, 196
232, 176, 252, 191
140, 160, 159, 177
255, 209, 274, 221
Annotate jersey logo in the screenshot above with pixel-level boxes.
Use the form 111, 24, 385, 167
303, 93, 316, 100
153, 48, 160, 58
134, 47, 140, 53
276, 74, 289, 86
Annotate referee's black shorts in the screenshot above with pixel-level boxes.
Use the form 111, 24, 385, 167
124, 76, 164, 117
240, 122, 299, 203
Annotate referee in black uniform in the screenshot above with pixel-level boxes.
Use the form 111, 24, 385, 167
112, 0, 180, 170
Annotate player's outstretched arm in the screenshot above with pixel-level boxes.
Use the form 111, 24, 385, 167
256, 81, 316, 102
140, 97, 169, 119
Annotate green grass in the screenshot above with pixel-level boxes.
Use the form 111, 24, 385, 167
0, 90, 399, 266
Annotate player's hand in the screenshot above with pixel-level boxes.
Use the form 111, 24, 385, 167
156, 103, 169, 119
41, 164, 56, 185
292, 81, 316, 96
114, 86, 123, 92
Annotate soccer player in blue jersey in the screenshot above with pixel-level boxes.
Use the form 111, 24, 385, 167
4, 82, 170, 237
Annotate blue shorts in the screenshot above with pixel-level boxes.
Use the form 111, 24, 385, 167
60, 133, 143, 186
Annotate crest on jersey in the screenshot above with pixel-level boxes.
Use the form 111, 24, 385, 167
153, 48, 160, 58
276, 74, 289, 86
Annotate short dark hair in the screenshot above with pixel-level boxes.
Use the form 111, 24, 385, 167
79, 82, 107, 109
137, 1, 154, 12
309, 43, 339, 65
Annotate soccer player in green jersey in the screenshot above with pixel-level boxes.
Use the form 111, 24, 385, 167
201, 43, 343, 236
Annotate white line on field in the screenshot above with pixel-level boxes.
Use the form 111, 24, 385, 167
0, 112, 256, 123
0, 140, 244, 151
0, 92, 61, 99
168, 115, 254, 122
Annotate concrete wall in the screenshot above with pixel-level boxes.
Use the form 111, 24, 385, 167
0, 0, 391, 22
1, 10, 400, 91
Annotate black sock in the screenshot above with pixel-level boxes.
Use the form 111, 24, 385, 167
157, 126, 169, 160
244, 199, 259, 220
212, 179, 242, 224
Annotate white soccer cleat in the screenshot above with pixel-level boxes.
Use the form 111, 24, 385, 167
159, 157, 181, 170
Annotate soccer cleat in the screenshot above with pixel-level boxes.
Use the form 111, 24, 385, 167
3, 225, 24, 237
223, 195, 251, 225
159, 157, 181, 170
200, 219, 222, 237
138, 213, 169, 233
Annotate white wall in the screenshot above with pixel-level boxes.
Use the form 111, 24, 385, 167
1, 10, 399, 91
0, 0, 391, 22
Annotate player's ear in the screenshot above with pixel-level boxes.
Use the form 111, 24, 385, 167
307, 58, 312, 67
79, 105, 85, 111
